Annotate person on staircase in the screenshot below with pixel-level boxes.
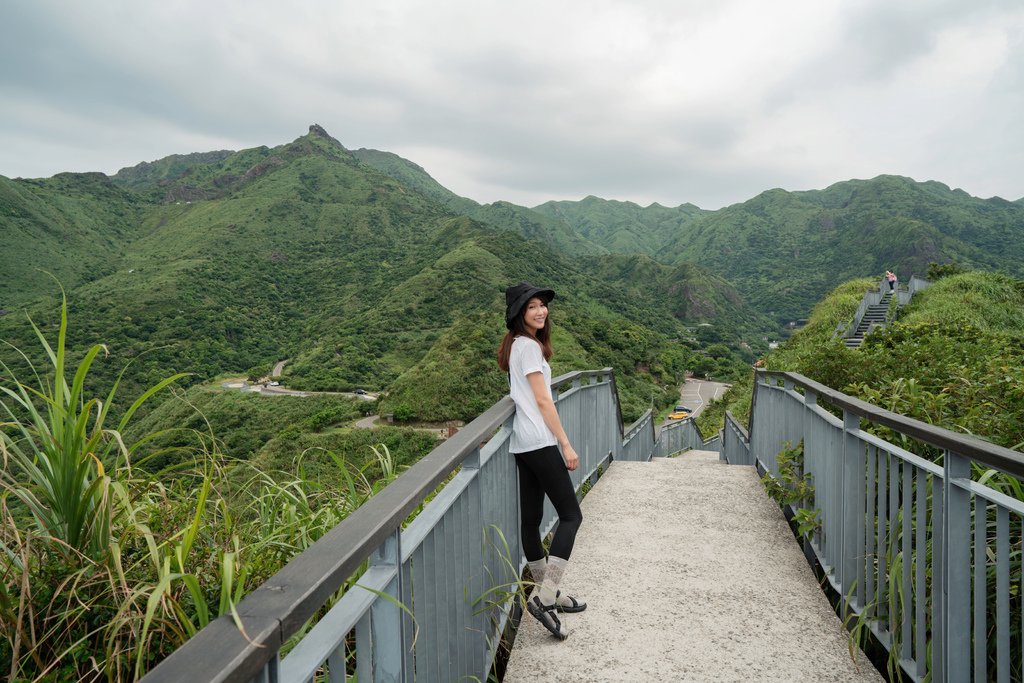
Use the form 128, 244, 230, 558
497, 282, 587, 640
885, 270, 897, 292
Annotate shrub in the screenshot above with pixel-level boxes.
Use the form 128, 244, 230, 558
0, 298, 410, 679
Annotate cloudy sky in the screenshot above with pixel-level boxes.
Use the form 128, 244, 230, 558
2, 0, 1022, 209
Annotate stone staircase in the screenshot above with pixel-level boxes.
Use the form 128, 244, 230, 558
843, 290, 893, 348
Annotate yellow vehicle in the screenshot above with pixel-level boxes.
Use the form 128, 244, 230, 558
667, 405, 691, 420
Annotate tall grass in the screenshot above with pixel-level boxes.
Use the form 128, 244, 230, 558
844, 463, 1022, 682
0, 294, 185, 561
0, 298, 406, 680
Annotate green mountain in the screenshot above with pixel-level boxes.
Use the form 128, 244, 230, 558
2, 125, 749, 443
577, 254, 774, 340
112, 149, 235, 194
659, 176, 1024, 322
333, 151, 1024, 333
351, 148, 607, 256
532, 195, 706, 255
0, 173, 148, 308
349, 148, 479, 215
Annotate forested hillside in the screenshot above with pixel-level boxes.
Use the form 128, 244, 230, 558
700, 270, 1024, 452
662, 176, 1024, 322
331, 145, 1024, 329
351, 147, 607, 255
3, 125, 1022, 682
533, 195, 706, 255
1, 126, 766, 441
4, 125, 1023, 456
0, 173, 149, 307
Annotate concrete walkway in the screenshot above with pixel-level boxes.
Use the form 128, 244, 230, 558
504, 451, 880, 682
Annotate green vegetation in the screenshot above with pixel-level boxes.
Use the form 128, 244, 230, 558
0, 293, 184, 560
661, 177, 1024, 323
710, 271, 1024, 452
775, 271, 1024, 450
0, 298, 414, 680
710, 271, 1024, 681
760, 440, 820, 540
10, 128, 1020, 454
355, 149, 1024, 332
352, 148, 607, 256
0, 173, 148, 308
5, 124, 1024, 680
2, 125, 769, 448
124, 387, 369, 469
533, 195, 706, 255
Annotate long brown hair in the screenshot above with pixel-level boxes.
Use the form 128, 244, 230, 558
497, 303, 553, 372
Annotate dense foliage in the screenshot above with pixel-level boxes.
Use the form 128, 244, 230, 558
663, 177, 1024, 323
355, 144, 1024, 328
0, 303, 424, 680
703, 271, 1024, 453
4, 123, 1023, 680
532, 195, 706, 255
1, 125, 774, 442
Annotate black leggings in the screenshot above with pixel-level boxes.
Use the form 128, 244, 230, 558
514, 445, 583, 561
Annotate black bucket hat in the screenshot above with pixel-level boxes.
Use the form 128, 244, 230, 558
504, 282, 556, 329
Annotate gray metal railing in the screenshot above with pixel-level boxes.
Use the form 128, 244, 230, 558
721, 412, 751, 466
746, 370, 1024, 683
621, 408, 655, 462
897, 275, 931, 307
832, 276, 930, 341
142, 368, 654, 683
653, 417, 720, 457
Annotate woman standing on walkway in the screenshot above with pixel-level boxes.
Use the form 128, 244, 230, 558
886, 270, 897, 292
497, 282, 586, 640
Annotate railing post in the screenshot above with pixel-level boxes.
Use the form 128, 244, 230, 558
249, 656, 279, 683
801, 389, 817, 512
749, 371, 761, 446
838, 409, 860, 615
359, 531, 407, 683
943, 450, 970, 683
842, 409, 866, 612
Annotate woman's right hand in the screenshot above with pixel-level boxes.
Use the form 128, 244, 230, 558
562, 444, 579, 471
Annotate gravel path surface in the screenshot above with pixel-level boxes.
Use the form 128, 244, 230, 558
504, 451, 881, 682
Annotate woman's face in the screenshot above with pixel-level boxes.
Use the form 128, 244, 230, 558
522, 297, 548, 334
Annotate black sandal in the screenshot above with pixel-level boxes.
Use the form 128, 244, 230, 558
526, 596, 568, 640
556, 594, 587, 613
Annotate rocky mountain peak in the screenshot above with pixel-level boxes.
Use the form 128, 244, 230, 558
308, 123, 331, 138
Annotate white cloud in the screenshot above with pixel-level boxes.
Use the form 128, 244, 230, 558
1, 0, 1023, 206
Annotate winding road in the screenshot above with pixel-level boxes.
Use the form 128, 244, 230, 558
677, 377, 730, 418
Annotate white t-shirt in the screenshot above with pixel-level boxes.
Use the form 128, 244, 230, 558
508, 336, 557, 454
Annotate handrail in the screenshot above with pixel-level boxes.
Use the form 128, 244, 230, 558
142, 368, 623, 682
724, 411, 749, 442
757, 370, 1024, 478
721, 411, 751, 467
623, 408, 652, 439
651, 416, 720, 458
835, 276, 931, 342
748, 368, 1024, 681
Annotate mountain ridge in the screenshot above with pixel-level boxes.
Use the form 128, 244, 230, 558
2, 126, 758, 428
4, 124, 1022, 424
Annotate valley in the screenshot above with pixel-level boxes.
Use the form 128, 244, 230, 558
2, 124, 1023, 465
3, 126, 1023, 682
